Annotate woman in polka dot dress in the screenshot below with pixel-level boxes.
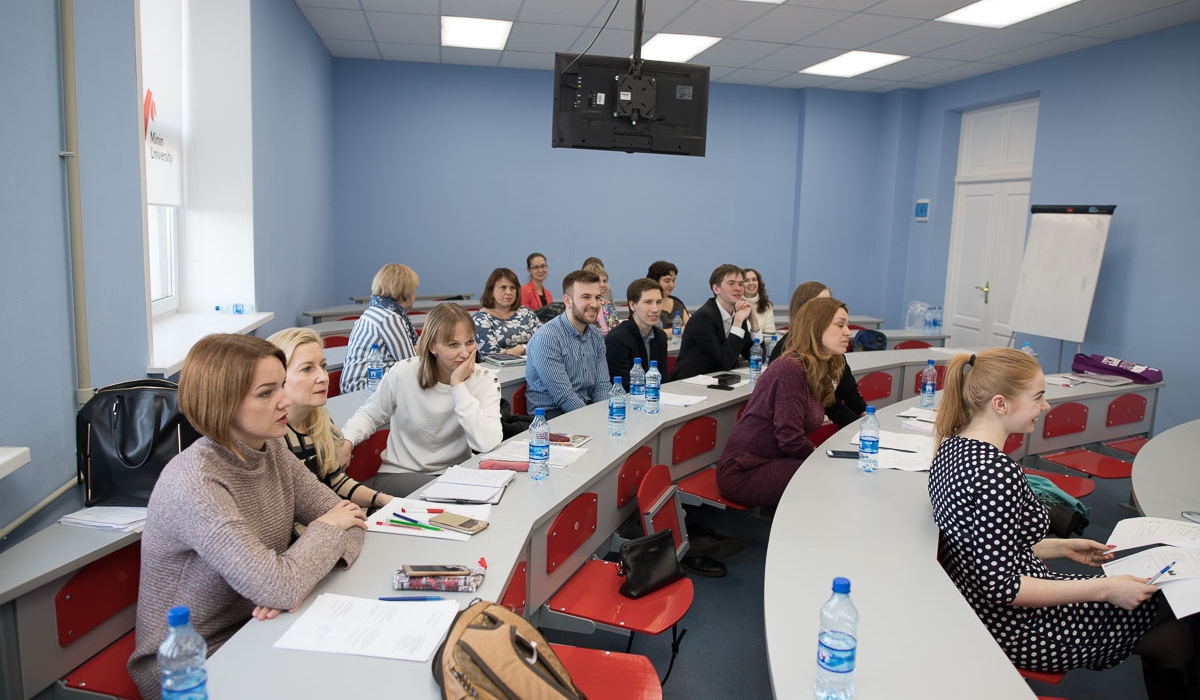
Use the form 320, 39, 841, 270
928, 348, 1198, 698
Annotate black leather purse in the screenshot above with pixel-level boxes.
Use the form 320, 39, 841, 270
76, 379, 201, 506
617, 529, 683, 599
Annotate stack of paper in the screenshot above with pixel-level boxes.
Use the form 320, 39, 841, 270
849, 430, 935, 472
483, 442, 587, 468
273, 593, 458, 662
1104, 517, 1200, 616
896, 407, 937, 434
59, 506, 147, 533
420, 465, 514, 504
660, 391, 707, 407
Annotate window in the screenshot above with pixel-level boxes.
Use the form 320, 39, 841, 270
148, 204, 180, 316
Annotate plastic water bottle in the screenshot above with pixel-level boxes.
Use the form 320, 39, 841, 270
672, 311, 682, 340
815, 577, 859, 700
933, 305, 943, 333
923, 306, 934, 335
748, 338, 764, 383
919, 360, 937, 410
644, 360, 661, 415
158, 606, 207, 700
608, 378, 627, 437
366, 343, 383, 393
528, 408, 550, 481
629, 359, 646, 411
765, 335, 778, 370
858, 406, 879, 473
214, 303, 254, 314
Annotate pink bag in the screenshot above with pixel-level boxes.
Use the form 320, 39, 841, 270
1071, 353, 1163, 384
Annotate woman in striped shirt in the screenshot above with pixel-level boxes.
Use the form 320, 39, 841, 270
340, 263, 420, 393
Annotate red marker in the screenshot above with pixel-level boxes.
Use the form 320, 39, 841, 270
400, 508, 444, 514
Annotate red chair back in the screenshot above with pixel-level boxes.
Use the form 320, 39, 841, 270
894, 340, 931, 349
347, 430, 388, 481
617, 446, 653, 507
1042, 402, 1088, 439
511, 384, 528, 415
666, 355, 677, 376
1003, 433, 1024, 455
1106, 393, 1146, 427
911, 364, 946, 394
323, 335, 349, 348
857, 371, 893, 402
637, 465, 685, 552
327, 369, 342, 398
809, 423, 840, 447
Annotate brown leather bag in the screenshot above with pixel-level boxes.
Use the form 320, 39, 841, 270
433, 600, 586, 699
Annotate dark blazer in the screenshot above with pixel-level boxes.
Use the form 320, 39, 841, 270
670, 298, 754, 381
605, 319, 668, 386
769, 341, 866, 427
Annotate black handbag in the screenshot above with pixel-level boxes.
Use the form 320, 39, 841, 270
76, 379, 201, 506
617, 528, 683, 599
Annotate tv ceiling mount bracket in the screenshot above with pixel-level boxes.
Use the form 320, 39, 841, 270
614, 74, 656, 123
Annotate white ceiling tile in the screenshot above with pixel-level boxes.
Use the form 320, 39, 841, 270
795, 13, 924, 49
822, 76, 893, 91
859, 55, 962, 80
747, 43, 842, 71
301, 7, 374, 41
718, 67, 797, 85
377, 42, 440, 62
863, 0, 976, 20
366, 12, 439, 44
518, 0, 612, 26
876, 80, 939, 91
505, 23, 586, 53
499, 50, 557, 70
1079, 0, 1200, 40
731, 5, 852, 42
359, 0, 437, 13
663, 0, 776, 36
984, 34, 1110, 66
1011, 0, 1180, 34
925, 28, 1057, 61
324, 38, 382, 59
692, 39, 785, 66
296, 0, 362, 10
766, 72, 840, 89
600, 0, 697, 32
912, 60, 1005, 84
569, 27, 636, 55
440, 46, 503, 67
440, 0, 523, 22
860, 19, 987, 55
783, 0, 880, 10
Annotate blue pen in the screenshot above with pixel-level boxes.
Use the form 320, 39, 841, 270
1147, 561, 1175, 586
379, 596, 445, 601
391, 513, 420, 525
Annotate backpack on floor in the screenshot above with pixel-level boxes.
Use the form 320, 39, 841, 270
432, 600, 586, 700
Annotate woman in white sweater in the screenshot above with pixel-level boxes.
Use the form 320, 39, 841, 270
342, 303, 503, 496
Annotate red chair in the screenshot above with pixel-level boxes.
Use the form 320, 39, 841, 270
670, 417, 717, 465
550, 645, 662, 700
511, 384, 528, 415
1105, 436, 1149, 456
1042, 448, 1132, 480
666, 355, 677, 376
857, 372, 893, 403
337, 315, 361, 321
327, 368, 342, 398
322, 335, 349, 348
1024, 468, 1096, 500
809, 423, 840, 448
1003, 433, 1024, 455
1018, 667, 1066, 687
911, 364, 946, 395
677, 467, 748, 511
894, 340, 931, 349
347, 429, 389, 482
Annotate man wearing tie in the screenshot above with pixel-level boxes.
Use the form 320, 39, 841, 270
671, 264, 762, 381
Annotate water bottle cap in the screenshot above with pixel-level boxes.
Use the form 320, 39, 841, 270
753, 338, 760, 344
370, 343, 379, 350
927, 359, 935, 365
832, 577, 851, 594
865, 406, 876, 414
613, 377, 622, 385
1023, 342, 1032, 347
634, 358, 641, 364
649, 361, 658, 368
534, 408, 546, 416
167, 606, 191, 626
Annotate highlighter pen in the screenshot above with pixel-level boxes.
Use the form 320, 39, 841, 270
392, 513, 420, 525
376, 520, 421, 530
389, 518, 441, 532
401, 508, 445, 514
379, 596, 446, 602
1147, 561, 1176, 586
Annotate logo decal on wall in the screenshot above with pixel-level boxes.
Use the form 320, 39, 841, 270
144, 89, 157, 138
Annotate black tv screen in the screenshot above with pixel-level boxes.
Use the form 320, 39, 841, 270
551, 52, 709, 157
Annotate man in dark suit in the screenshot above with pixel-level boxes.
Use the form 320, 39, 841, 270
671, 264, 762, 381
605, 278, 668, 386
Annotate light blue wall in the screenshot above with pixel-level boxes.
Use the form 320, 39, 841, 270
905, 20, 1200, 436
331, 61, 803, 307
252, 0, 336, 333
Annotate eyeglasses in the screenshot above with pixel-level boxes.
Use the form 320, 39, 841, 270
529, 264, 548, 271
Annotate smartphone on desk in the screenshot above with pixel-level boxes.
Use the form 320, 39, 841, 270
401, 563, 472, 577
429, 512, 489, 535
826, 449, 859, 459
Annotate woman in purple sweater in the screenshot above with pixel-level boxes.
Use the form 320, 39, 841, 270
716, 297, 854, 507
128, 335, 367, 699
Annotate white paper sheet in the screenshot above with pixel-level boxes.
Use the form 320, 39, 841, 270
272, 593, 458, 662
485, 442, 587, 468
680, 374, 749, 388
1106, 517, 1200, 553
1102, 546, 1200, 582
660, 391, 707, 407
438, 465, 514, 488
366, 498, 490, 540
849, 429, 935, 472
895, 407, 938, 422
59, 506, 148, 532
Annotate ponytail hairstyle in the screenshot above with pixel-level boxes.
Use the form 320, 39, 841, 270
779, 296, 847, 407
934, 348, 1042, 447
267, 327, 339, 478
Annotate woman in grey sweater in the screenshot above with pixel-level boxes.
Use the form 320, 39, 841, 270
128, 334, 366, 699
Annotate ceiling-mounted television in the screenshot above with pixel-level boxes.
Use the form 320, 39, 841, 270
551, 52, 710, 157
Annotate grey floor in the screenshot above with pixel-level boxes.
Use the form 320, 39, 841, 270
543, 463, 1149, 700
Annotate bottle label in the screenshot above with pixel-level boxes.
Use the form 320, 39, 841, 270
645, 385, 659, 402
750, 358, 762, 371
817, 632, 856, 674
922, 381, 935, 394
529, 443, 549, 462
859, 436, 879, 456
368, 367, 383, 382
630, 384, 645, 397
609, 402, 626, 420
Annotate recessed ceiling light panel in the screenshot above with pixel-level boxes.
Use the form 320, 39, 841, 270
441, 16, 512, 50
800, 50, 908, 78
640, 33, 721, 63
936, 0, 1084, 28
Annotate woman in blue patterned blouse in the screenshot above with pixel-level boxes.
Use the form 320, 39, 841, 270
473, 268, 542, 357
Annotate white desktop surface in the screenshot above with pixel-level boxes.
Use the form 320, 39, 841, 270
1133, 419, 1200, 520
0, 447, 31, 481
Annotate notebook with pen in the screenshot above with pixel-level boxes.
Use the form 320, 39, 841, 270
420, 465, 516, 505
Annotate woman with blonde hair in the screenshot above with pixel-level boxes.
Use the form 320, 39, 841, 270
715, 297, 853, 507
341, 262, 420, 393
268, 327, 398, 505
129, 334, 365, 698
930, 348, 1197, 697
342, 303, 503, 496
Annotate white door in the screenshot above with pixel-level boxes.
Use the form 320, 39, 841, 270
944, 99, 1039, 348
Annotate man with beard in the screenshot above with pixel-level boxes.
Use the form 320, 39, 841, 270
524, 270, 609, 417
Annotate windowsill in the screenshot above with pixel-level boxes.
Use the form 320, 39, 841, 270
0, 447, 31, 482
150, 311, 275, 376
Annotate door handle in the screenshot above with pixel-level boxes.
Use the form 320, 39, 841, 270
974, 281, 990, 304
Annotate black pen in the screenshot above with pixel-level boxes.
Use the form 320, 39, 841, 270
879, 446, 918, 453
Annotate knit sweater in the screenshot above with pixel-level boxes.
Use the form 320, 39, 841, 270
128, 437, 363, 699
341, 357, 503, 474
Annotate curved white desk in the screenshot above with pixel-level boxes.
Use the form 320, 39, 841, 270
1132, 419, 1200, 519
763, 397, 1036, 699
